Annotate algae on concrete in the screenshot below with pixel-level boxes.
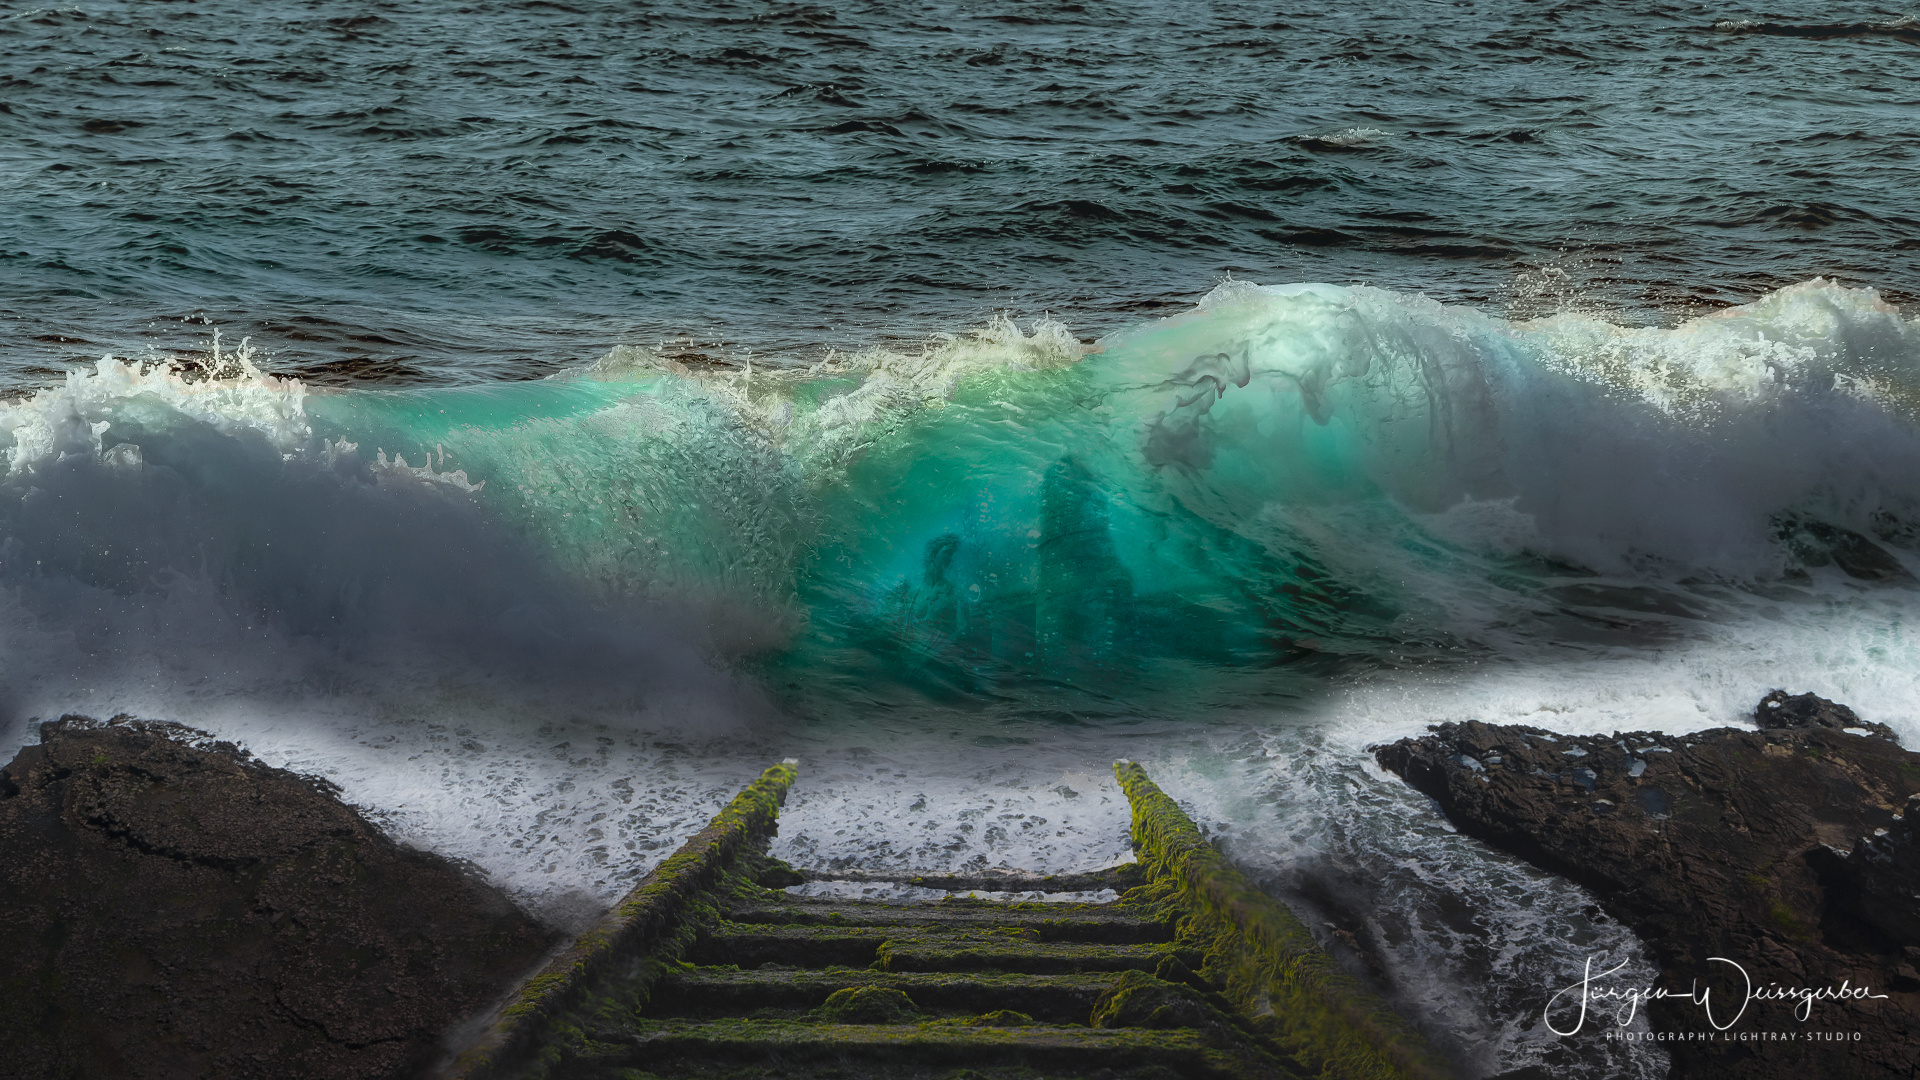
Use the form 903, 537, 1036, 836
445, 759, 1455, 1080
1113, 761, 1454, 1080
443, 761, 798, 1080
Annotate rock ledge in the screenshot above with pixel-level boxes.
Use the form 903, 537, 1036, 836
0, 715, 558, 1080
1376, 692, 1920, 1079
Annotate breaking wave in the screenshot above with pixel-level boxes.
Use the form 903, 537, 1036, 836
8, 278, 1920, 715
8, 278, 1920, 1078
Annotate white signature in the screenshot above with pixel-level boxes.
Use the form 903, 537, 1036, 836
1545, 955, 1889, 1035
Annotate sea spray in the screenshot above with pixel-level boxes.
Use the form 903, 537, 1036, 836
8, 279, 1920, 719
5, 279, 1919, 1080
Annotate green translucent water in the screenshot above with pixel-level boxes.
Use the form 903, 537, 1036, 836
296, 285, 1538, 715
283, 278, 1920, 721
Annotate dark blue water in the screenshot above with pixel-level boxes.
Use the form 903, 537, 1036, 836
4, 1, 1918, 388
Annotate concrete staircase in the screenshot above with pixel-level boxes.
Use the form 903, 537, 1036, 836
439, 762, 1455, 1080
584, 888, 1286, 1080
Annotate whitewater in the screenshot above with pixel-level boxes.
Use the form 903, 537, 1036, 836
6, 278, 1920, 1077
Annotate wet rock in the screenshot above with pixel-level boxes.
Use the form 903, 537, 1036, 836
1376, 692, 1920, 1079
0, 716, 558, 1080
1847, 807, 1920, 948
1774, 516, 1915, 582
1756, 689, 1900, 740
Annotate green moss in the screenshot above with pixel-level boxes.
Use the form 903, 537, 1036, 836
960, 1011, 1037, 1028
727, 896, 1169, 944
504, 972, 575, 1020
459, 760, 1453, 1080
752, 856, 808, 889
562, 1016, 1269, 1078
452, 762, 798, 1080
874, 935, 1178, 975
1767, 900, 1813, 940
649, 967, 1126, 1025
1092, 971, 1221, 1031
1112, 761, 1455, 1080
818, 987, 920, 1023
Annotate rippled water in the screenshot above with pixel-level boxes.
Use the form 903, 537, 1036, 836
7, 5, 1920, 1078
4, 1, 1918, 387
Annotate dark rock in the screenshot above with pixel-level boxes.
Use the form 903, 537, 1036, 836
1376, 693, 1920, 1079
0, 715, 559, 1080
1773, 516, 1916, 583
1847, 808, 1920, 947
1756, 689, 1899, 740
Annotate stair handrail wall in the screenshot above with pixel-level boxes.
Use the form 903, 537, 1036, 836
438, 760, 799, 1080
1113, 760, 1456, 1080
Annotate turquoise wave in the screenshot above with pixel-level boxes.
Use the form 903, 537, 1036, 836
9, 280, 1920, 717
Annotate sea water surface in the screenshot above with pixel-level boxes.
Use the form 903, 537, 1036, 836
6, 3, 1920, 1078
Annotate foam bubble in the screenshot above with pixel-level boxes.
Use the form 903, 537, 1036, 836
1298, 127, 1398, 148
1, 347, 307, 477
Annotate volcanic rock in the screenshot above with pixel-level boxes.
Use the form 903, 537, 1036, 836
1376, 692, 1920, 1079
0, 715, 559, 1080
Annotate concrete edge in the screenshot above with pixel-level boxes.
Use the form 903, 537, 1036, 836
435, 759, 798, 1080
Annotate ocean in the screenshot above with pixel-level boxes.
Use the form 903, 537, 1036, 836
5, 2, 1920, 1076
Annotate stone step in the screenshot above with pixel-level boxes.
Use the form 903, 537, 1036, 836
725, 895, 1173, 944
573, 1018, 1273, 1080
689, 923, 1190, 974
442, 760, 1442, 1080
791, 862, 1147, 893
877, 936, 1188, 975
648, 967, 1121, 1023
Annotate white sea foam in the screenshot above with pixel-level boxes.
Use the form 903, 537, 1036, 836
1121, 277, 1920, 580
0, 345, 307, 477
371, 446, 486, 492
1300, 126, 1397, 147
581, 313, 1085, 473
9, 281, 1920, 1078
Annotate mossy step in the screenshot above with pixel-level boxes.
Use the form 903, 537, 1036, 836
442, 760, 1450, 1080
561, 1063, 1212, 1080
576, 1018, 1277, 1080
726, 896, 1173, 944
876, 937, 1191, 976
687, 922, 920, 968
792, 862, 1147, 894
691, 923, 1189, 974
648, 967, 1122, 1023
